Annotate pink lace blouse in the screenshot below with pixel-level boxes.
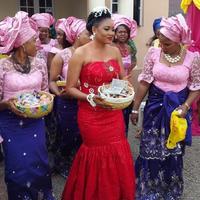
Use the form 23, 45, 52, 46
58, 48, 72, 80
0, 57, 48, 101
122, 55, 132, 76
37, 39, 57, 63
40, 39, 57, 53
138, 47, 200, 92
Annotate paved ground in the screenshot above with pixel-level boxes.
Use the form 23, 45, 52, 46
0, 124, 200, 199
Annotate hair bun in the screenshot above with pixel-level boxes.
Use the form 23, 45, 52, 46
92, 6, 111, 18
86, 6, 111, 34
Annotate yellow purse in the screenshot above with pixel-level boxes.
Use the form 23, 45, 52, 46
166, 110, 187, 149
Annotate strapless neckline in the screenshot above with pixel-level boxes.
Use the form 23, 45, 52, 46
83, 59, 118, 67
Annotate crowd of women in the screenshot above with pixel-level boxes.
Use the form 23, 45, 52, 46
0, 5, 199, 200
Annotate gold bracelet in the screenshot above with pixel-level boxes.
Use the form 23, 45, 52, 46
184, 102, 190, 110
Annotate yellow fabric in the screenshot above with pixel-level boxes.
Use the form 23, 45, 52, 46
153, 39, 160, 48
181, 0, 200, 13
166, 110, 187, 149
0, 54, 8, 59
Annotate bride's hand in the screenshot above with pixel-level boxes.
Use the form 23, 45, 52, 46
93, 96, 113, 110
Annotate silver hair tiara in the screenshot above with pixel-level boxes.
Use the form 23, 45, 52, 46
92, 6, 111, 18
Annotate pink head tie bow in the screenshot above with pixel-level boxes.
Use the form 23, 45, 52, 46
31, 13, 55, 28
55, 17, 86, 44
112, 14, 137, 39
160, 14, 191, 45
0, 11, 37, 54
64, 16, 86, 44
55, 18, 68, 36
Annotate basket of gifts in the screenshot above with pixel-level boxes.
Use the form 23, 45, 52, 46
98, 79, 134, 110
14, 91, 54, 118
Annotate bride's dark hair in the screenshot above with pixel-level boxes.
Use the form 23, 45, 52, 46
86, 7, 111, 34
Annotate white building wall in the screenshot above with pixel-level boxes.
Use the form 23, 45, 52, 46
118, 0, 134, 18
132, 0, 169, 88
0, 0, 18, 20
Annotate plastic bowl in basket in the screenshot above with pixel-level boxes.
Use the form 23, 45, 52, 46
14, 91, 54, 118
56, 80, 66, 87
98, 84, 134, 110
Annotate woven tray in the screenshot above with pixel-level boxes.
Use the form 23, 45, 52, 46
98, 84, 134, 110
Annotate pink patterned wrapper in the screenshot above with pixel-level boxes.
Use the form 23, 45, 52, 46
31, 13, 55, 28
55, 17, 86, 44
0, 11, 37, 53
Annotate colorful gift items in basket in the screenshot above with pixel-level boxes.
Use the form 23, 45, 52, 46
14, 91, 54, 118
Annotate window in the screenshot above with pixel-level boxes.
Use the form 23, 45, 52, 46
20, 0, 34, 16
134, 0, 144, 26
19, 0, 54, 16
111, 0, 119, 14
39, 0, 53, 14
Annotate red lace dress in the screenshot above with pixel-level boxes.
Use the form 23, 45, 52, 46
62, 60, 135, 200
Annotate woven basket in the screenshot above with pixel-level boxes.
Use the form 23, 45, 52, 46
14, 91, 54, 118
98, 84, 134, 110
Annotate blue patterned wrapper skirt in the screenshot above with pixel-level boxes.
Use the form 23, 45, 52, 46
136, 84, 192, 200
54, 97, 81, 175
0, 110, 55, 200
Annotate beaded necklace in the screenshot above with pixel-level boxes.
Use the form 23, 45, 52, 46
11, 53, 31, 74
163, 47, 184, 64
116, 43, 130, 57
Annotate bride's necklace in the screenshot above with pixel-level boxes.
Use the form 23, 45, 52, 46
163, 47, 184, 64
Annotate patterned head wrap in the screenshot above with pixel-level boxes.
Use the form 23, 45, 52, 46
31, 13, 55, 28
160, 14, 191, 44
112, 14, 137, 39
55, 17, 86, 44
0, 11, 37, 53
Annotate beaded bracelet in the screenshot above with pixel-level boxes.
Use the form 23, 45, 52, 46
183, 102, 190, 110
131, 110, 139, 114
86, 93, 96, 107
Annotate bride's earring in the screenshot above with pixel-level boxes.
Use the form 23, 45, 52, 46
90, 32, 96, 40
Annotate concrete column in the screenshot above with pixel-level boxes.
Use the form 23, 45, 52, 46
119, 0, 134, 18
105, 0, 111, 9
87, 0, 106, 14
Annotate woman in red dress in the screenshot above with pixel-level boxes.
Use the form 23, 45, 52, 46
62, 7, 135, 200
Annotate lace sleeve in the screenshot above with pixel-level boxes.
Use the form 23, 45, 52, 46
59, 48, 72, 64
0, 59, 9, 101
188, 53, 200, 91
0, 65, 4, 101
138, 47, 155, 83
36, 58, 49, 92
